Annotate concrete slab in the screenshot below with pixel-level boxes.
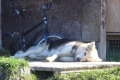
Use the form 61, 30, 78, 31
29, 61, 120, 73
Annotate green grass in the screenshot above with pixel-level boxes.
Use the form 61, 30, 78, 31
0, 57, 37, 80
0, 57, 29, 72
48, 67, 120, 80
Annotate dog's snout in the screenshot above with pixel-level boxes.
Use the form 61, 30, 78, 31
77, 58, 81, 62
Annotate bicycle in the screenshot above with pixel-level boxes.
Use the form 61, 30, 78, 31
2, 0, 65, 55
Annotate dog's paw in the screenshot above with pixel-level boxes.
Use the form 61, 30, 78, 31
13, 54, 22, 58
11, 50, 25, 59
96, 58, 102, 62
46, 57, 53, 62
11, 56, 15, 58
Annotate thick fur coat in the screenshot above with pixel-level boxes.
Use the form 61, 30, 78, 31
12, 39, 102, 62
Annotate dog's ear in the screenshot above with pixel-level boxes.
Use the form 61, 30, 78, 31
90, 41, 95, 45
87, 41, 95, 49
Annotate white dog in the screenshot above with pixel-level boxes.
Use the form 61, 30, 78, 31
12, 38, 102, 62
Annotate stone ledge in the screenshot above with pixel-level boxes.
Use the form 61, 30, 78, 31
29, 62, 120, 73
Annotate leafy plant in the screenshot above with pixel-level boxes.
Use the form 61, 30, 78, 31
0, 57, 37, 80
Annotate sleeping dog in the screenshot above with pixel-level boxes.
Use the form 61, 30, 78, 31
12, 38, 102, 62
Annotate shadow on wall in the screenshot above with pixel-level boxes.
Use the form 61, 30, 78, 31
2, 0, 100, 42
2, 0, 82, 41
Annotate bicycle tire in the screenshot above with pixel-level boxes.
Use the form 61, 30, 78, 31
2, 32, 19, 55
35, 32, 66, 46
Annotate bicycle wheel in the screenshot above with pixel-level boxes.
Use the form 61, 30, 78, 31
2, 32, 19, 55
35, 33, 66, 46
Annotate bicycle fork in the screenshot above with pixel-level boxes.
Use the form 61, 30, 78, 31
21, 36, 26, 51
43, 16, 49, 43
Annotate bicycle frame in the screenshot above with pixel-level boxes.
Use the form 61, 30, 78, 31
12, 0, 52, 51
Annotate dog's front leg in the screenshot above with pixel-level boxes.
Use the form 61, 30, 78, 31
46, 54, 58, 62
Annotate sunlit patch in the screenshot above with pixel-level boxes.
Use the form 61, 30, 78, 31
12, 39, 102, 62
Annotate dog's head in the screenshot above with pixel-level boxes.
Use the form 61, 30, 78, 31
75, 42, 102, 62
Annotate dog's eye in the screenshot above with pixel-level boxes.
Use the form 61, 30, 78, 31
84, 52, 86, 56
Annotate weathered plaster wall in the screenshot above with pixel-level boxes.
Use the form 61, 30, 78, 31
2, 0, 100, 42
82, 0, 100, 42
106, 0, 120, 32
